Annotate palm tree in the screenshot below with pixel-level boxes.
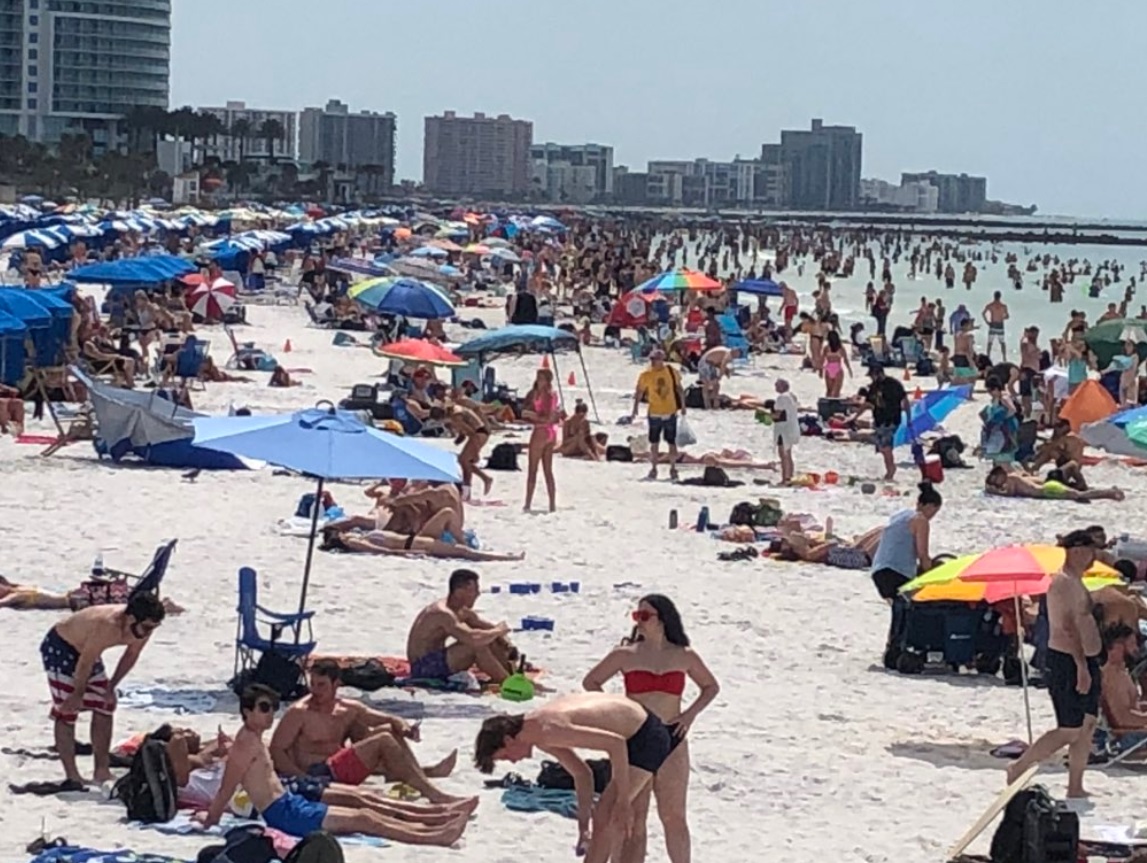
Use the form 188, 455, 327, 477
196, 111, 226, 164
258, 118, 285, 164
229, 119, 251, 164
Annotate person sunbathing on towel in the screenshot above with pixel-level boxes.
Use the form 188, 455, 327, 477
269, 662, 465, 805
627, 437, 777, 469
985, 465, 1125, 502
196, 684, 472, 846
334, 480, 466, 543
406, 568, 516, 684
0, 576, 185, 613
474, 693, 684, 863
774, 519, 885, 569
322, 529, 523, 561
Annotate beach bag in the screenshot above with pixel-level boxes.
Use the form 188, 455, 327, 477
250, 649, 308, 701
675, 415, 697, 448
112, 735, 178, 824
684, 386, 705, 409
729, 501, 757, 526
197, 825, 278, 863
283, 831, 345, 863
339, 659, 395, 692
487, 442, 520, 471
536, 758, 612, 794
605, 445, 633, 462
989, 784, 1061, 863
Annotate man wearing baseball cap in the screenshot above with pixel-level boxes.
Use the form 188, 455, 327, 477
865, 360, 910, 481
630, 349, 686, 481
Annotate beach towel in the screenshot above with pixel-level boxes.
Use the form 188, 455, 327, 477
29, 846, 188, 863
501, 786, 578, 819
117, 687, 220, 715
137, 812, 388, 850
308, 654, 542, 694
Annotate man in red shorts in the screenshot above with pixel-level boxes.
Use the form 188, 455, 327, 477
269, 660, 466, 804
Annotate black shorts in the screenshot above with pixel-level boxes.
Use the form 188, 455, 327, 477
1046, 649, 1101, 729
1019, 373, 1034, 398
872, 568, 911, 600
647, 415, 677, 446
626, 710, 681, 774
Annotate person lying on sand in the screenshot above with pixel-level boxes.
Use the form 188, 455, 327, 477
774, 519, 885, 570
984, 465, 1125, 502
270, 661, 463, 804
0, 576, 185, 613
41, 593, 166, 787
475, 693, 683, 863
195, 684, 472, 846
333, 480, 466, 541
321, 529, 524, 561
626, 437, 777, 469
406, 568, 516, 684
154, 723, 475, 845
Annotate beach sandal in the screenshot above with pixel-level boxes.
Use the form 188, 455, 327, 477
717, 546, 759, 562
26, 836, 68, 854
10, 778, 88, 795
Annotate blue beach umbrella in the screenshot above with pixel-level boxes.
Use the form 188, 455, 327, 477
347, 277, 455, 319
409, 246, 448, 259
732, 278, 783, 298
893, 385, 973, 448
193, 404, 460, 614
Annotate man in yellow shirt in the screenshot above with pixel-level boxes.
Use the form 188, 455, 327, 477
630, 349, 686, 480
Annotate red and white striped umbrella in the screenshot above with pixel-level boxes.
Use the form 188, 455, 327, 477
187, 277, 237, 321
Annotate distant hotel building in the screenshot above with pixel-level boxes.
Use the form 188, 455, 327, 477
298, 99, 396, 193
200, 100, 297, 163
900, 171, 988, 214
860, 178, 939, 213
423, 111, 533, 198
774, 118, 862, 210
0, 0, 171, 148
530, 142, 613, 203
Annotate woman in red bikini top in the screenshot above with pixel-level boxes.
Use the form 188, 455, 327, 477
582, 594, 720, 863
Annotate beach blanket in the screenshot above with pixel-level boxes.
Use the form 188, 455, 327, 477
501, 786, 578, 819
117, 687, 219, 715
309, 654, 542, 694
137, 811, 387, 850
29, 846, 187, 863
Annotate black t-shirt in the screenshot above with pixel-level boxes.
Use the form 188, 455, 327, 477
869, 376, 907, 427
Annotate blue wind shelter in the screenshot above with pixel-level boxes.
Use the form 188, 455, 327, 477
0, 309, 27, 385
0, 288, 55, 367
70, 255, 195, 287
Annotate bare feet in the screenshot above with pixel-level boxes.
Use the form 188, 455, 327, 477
424, 749, 457, 779
482, 477, 493, 496
1066, 786, 1090, 799
92, 770, 114, 784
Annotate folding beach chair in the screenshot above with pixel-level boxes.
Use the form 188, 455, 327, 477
82, 539, 178, 606
717, 312, 751, 365
171, 335, 209, 391
224, 325, 273, 371
893, 335, 924, 366
232, 566, 315, 700
451, 359, 482, 392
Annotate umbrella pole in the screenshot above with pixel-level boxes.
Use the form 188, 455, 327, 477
1013, 589, 1033, 744
298, 476, 324, 631
579, 348, 599, 423
551, 350, 566, 407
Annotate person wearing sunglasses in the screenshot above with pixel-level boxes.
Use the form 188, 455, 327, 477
196, 685, 472, 845
581, 594, 720, 863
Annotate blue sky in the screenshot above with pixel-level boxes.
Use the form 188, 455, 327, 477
171, 1, 1143, 219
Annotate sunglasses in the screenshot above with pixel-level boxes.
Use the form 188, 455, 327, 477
632, 610, 656, 623
254, 701, 275, 714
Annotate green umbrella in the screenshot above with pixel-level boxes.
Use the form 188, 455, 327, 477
1083, 318, 1147, 368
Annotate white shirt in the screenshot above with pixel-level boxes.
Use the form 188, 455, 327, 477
773, 391, 800, 447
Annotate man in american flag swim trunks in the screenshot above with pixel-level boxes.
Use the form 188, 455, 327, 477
40, 592, 166, 787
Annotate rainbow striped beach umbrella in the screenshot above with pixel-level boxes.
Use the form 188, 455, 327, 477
634, 268, 723, 293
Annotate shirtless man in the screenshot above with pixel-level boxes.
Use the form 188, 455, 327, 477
1028, 419, 1089, 490
198, 685, 471, 845
984, 465, 1124, 502
406, 569, 515, 684
1005, 530, 1105, 796
780, 281, 798, 330
474, 693, 683, 863
1018, 326, 1042, 419
40, 592, 166, 786
983, 291, 1009, 362
1098, 623, 1147, 753
952, 318, 976, 373
445, 403, 494, 497
270, 660, 462, 803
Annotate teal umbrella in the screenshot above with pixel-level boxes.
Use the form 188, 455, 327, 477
1082, 318, 1147, 368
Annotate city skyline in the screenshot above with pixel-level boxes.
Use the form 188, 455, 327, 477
168, 1, 1147, 219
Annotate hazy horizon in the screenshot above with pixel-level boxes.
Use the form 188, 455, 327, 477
170, 1, 1145, 220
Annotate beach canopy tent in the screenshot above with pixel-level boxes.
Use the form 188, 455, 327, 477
70, 255, 196, 287
732, 278, 783, 298
1059, 379, 1118, 431
0, 309, 26, 385
192, 405, 461, 618
1081, 404, 1147, 458
1083, 318, 1147, 368
0, 286, 72, 367
456, 324, 598, 421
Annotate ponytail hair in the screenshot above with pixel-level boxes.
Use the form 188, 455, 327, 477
917, 481, 942, 509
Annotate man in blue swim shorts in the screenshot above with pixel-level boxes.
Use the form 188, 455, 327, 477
406, 569, 516, 684
194, 684, 472, 846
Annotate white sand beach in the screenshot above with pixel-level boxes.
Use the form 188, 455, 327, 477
3, 261, 1146, 863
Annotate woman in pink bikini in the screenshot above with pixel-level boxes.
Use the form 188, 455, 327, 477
582, 594, 720, 863
821, 329, 852, 398
522, 367, 560, 513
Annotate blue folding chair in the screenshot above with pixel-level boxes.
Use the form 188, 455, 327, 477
233, 567, 316, 698
717, 312, 751, 364
174, 335, 210, 390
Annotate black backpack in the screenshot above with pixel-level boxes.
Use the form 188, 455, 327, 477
283, 832, 345, 863
536, 758, 612, 794
197, 825, 279, 863
990, 784, 1078, 863
112, 735, 178, 823
487, 442, 520, 471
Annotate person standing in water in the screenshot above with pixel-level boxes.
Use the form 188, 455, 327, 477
983, 291, 1010, 362
1005, 530, 1104, 798
522, 367, 560, 513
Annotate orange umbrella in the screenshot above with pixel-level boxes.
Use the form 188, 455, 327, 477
375, 338, 467, 367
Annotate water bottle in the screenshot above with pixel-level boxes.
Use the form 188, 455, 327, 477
92, 552, 104, 578
695, 506, 710, 532
668, 509, 679, 529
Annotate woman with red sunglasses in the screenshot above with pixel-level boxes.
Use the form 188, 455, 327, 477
582, 594, 719, 863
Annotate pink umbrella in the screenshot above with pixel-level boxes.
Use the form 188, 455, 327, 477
188, 277, 237, 321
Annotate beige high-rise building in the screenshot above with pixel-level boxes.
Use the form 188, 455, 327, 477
423, 111, 533, 198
